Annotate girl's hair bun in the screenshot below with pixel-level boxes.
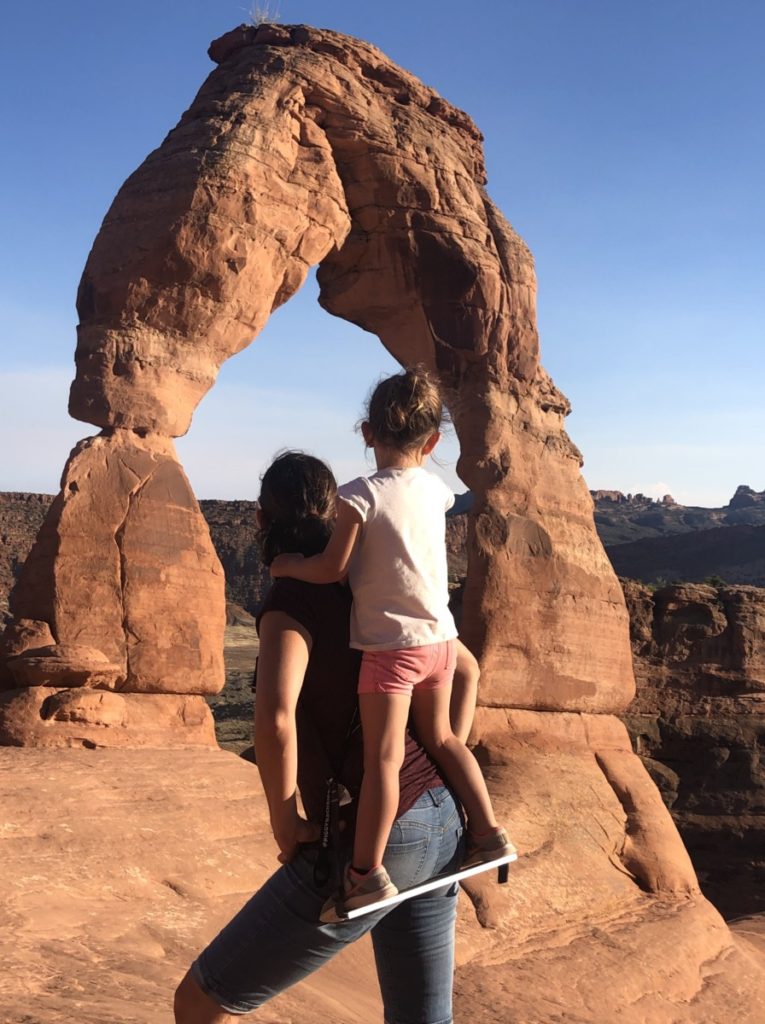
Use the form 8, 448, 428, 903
365, 365, 444, 453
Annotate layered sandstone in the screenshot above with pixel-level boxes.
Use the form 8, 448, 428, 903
0, 434, 223, 747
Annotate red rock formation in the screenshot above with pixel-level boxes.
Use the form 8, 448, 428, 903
3, 22, 634, 742
67, 22, 632, 715
0, 433, 223, 747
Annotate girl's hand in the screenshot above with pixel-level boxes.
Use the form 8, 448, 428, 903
272, 812, 320, 864
270, 553, 304, 578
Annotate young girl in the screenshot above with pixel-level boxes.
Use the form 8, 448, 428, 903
270, 367, 514, 912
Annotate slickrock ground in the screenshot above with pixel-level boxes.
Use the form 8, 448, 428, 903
2, 747, 764, 1024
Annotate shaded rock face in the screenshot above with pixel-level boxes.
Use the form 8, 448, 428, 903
607, 523, 765, 588
622, 580, 765, 917
0, 493, 52, 623
199, 500, 269, 614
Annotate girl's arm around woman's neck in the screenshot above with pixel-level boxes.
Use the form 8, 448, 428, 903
270, 501, 362, 585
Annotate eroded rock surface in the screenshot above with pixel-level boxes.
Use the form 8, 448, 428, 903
2, 748, 763, 1024
0, 432, 225, 746
8, 432, 225, 694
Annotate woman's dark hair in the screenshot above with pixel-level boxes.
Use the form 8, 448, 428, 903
365, 366, 444, 452
257, 451, 337, 566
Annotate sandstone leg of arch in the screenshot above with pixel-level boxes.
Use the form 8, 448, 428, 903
0, 431, 224, 747
453, 381, 635, 712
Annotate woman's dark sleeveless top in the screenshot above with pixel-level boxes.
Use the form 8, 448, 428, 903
256, 578, 443, 826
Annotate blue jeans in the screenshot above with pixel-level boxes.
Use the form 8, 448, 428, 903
191, 786, 464, 1023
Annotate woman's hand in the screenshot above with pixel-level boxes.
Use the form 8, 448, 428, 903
272, 811, 321, 864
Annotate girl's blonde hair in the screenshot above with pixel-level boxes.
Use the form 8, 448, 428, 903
365, 366, 444, 452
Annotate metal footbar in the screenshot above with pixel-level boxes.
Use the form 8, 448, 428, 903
322, 851, 517, 923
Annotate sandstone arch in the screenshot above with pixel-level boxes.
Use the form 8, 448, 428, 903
6, 22, 632, 724
1, 23, 763, 1022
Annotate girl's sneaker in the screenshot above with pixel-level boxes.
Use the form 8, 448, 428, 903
321, 864, 398, 922
461, 826, 517, 869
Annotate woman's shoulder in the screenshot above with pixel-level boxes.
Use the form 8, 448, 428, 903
257, 578, 351, 637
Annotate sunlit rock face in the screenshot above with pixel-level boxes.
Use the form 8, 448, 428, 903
0, 431, 223, 747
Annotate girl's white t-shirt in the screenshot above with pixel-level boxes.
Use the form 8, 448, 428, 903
336, 467, 458, 651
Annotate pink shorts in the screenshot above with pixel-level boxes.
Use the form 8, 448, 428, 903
358, 640, 457, 696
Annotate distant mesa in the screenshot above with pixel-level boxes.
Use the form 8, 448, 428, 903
592, 485, 765, 548
728, 484, 765, 509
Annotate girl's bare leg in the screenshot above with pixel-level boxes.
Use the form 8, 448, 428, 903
411, 684, 496, 834
450, 640, 480, 743
353, 692, 411, 869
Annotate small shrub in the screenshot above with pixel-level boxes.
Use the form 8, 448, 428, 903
646, 576, 670, 593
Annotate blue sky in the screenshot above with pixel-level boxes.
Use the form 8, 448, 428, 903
0, 0, 762, 505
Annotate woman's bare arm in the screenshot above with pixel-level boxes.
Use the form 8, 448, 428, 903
269, 501, 361, 584
450, 640, 480, 743
254, 610, 320, 862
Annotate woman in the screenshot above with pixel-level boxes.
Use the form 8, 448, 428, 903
174, 451, 479, 1023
